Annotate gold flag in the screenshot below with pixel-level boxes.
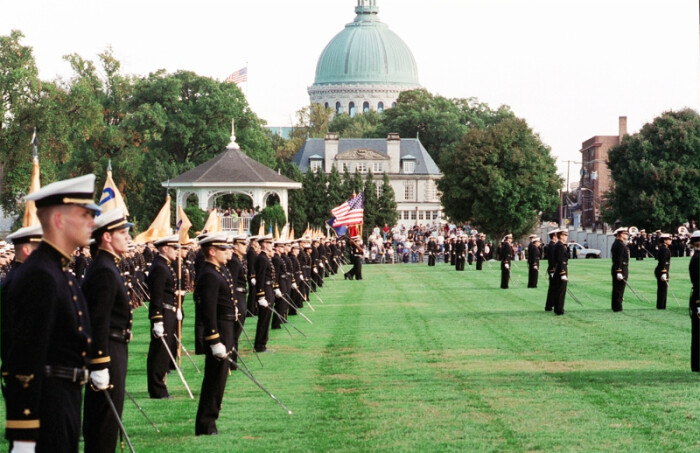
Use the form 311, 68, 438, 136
201, 209, 221, 234
99, 167, 129, 216
133, 195, 172, 244
176, 205, 192, 245
22, 156, 41, 227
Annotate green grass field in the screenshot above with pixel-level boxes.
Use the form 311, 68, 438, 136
3, 256, 700, 452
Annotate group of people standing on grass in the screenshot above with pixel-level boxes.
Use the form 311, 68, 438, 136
0, 173, 353, 452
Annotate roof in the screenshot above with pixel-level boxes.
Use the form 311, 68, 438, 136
312, 1, 420, 87
291, 137, 441, 175
167, 146, 300, 188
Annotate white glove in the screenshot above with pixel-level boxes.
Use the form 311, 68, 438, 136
319, 262, 324, 268
504, 264, 510, 270
299, 275, 305, 281
533, 266, 538, 271
661, 274, 668, 282
210, 342, 227, 359
274, 288, 283, 298
697, 307, 700, 317
176, 309, 183, 321
616, 273, 624, 281
11, 441, 35, 453
561, 275, 568, 282
258, 297, 269, 308
152, 322, 164, 338
90, 369, 110, 390
291, 283, 298, 290
313, 267, 318, 274
250, 278, 256, 286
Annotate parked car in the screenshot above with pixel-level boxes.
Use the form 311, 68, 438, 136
568, 242, 601, 258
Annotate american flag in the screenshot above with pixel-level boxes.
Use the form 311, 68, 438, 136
331, 192, 364, 227
224, 67, 248, 84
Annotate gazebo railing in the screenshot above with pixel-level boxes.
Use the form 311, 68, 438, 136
220, 216, 251, 233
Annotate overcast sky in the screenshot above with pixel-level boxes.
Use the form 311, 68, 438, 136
2, 0, 698, 184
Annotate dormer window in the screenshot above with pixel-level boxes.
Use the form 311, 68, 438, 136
309, 154, 323, 172
402, 155, 416, 174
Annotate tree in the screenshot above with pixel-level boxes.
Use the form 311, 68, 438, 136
250, 205, 286, 236
278, 160, 307, 232
326, 164, 345, 209
329, 110, 382, 138
437, 116, 561, 240
377, 88, 514, 167
603, 109, 700, 230
376, 172, 398, 228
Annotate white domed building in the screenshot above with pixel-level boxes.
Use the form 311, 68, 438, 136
308, 0, 421, 116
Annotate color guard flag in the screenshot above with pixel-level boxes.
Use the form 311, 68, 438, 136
331, 192, 364, 227
326, 218, 347, 237
224, 67, 247, 84
201, 209, 221, 234
99, 162, 129, 216
176, 205, 192, 245
133, 195, 172, 244
22, 154, 41, 228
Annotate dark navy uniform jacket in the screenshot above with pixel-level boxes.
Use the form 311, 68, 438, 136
4, 241, 92, 442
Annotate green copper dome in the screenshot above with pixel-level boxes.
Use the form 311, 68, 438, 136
313, 1, 420, 86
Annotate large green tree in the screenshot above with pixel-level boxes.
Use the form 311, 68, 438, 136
362, 170, 379, 236
438, 116, 561, 239
376, 172, 398, 229
603, 109, 700, 230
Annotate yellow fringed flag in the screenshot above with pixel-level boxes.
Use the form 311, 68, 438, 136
133, 195, 172, 244
176, 205, 192, 245
201, 209, 221, 234
99, 164, 129, 216
22, 155, 41, 227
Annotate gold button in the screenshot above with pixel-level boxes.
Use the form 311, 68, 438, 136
78, 311, 83, 316
78, 326, 82, 332
81, 351, 86, 357
87, 339, 92, 344
23, 409, 30, 416
98, 350, 102, 355
73, 296, 77, 301
68, 281, 73, 286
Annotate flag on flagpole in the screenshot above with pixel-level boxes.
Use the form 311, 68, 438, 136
99, 163, 129, 216
201, 209, 221, 234
326, 218, 347, 237
133, 195, 172, 244
176, 205, 192, 245
224, 67, 247, 84
331, 192, 364, 227
22, 155, 41, 227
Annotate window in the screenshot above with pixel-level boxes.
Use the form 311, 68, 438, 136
356, 162, 367, 173
410, 210, 416, 220
324, 102, 329, 109
404, 183, 414, 201
375, 185, 383, 198
310, 161, 322, 172
349, 102, 355, 117
377, 102, 384, 113
363, 101, 370, 113
403, 160, 415, 174
403, 211, 410, 220
433, 211, 440, 220
336, 102, 341, 115
418, 211, 424, 220
425, 179, 437, 201
391, 102, 397, 108
372, 162, 383, 173
342, 162, 351, 172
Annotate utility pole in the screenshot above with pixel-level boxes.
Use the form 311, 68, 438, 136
560, 160, 581, 227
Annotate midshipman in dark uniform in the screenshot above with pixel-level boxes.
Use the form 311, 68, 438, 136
654, 233, 672, 310
226, 234, 249, 363
476, 233, 486, 270
194, 233, 235, 435
4, 174, 99, 453
543, 229, 558, 311
611, 227, 630, 312
552, 230, 569, 315
688, 231, 700, 372
527, 236, 541, 288
82, 208, 133, 453
146, 235, 180, 398
499, 234, 514, 289
254, 235, 276, 353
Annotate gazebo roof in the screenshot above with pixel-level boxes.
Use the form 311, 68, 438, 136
166, 146, 300, 189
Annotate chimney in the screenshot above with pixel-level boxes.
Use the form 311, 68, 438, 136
618, 116, 627, 139
324, 133, 339, 173
387, 133, 401, 174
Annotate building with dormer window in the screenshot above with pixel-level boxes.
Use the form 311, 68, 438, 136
292, 133, 443, 228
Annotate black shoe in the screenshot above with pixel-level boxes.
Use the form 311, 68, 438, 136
344, 273, 349, 280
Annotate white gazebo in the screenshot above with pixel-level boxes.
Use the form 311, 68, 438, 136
164, 126, 301, 229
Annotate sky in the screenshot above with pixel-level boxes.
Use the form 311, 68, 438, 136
2, 0, 698, 186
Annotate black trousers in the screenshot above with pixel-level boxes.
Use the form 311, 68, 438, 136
611, 273, 626, 312
528, 264, 538, 288
35, 378, 82, 453
476, 258, 483, 270
553, 276, 567, 315
456, 256, 465, 271
346, 255, 362, 280
656, 274, 668, 309
246, 281, 258, 317
254, 286, 274, 352
272, 279, 289, 329
195, 321, 233, 435
83, 341, 128, 453
500, 264, 509, 289
545, 270, 555, 311
691, 298, 700, 372
233, 291, 247, 361
147, 311, 177, 398
428, 254, 435, 266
